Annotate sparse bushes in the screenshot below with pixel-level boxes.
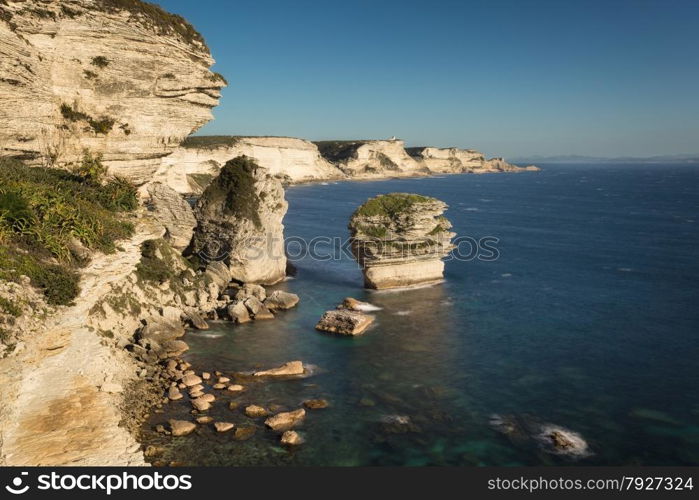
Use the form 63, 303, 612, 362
60, 103, 116, 135
91, 56, 110, 68
208, 72, 228, 85
354, 193, 433, 218
88, 117, 115, 134
72, 151, 107, 181
0, 296, 21, 317
95, 0, 208, 49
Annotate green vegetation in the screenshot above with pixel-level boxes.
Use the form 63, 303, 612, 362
0, 158, 137, 304
96, 0, 208, 49
72, 151, 107, 181
199, 156, 263, 228
376, 152, 398, 170
181, 136, 241, 149
0, 296, 21, 317
315, 141, 368, 163
357, 224, 387, 238
135, 239, 176, 284
354, 193, 434, 218
60, 103, 116, 135
0, 246, 80, 306
60, 103, 91, 123
91, 56, 110, 68
89, 117, 115, 134
208, 72, 228, 85
428, 224, 445, 235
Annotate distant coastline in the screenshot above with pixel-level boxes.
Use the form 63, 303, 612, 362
509, 154, 699, 165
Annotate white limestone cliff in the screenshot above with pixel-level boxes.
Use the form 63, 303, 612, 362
315, 139, 427, 179
0, 0, 225, 184
349, 193, 456, 289
156, 136, 344, 193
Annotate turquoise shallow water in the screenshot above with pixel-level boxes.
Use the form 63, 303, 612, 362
142, 164, 699, 465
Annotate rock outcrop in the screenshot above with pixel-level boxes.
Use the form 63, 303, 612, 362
156, 136, 344, 193
315, 139, 426, 179
348, 193, 455, 289
407, 147, 540, 173
406, 147, 486, 173
0, 0, 225, 184
146, 183, 196, 252
315, 309, 375, 335
189, 156, 288, 285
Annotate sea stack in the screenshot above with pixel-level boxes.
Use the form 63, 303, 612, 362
348, 193, 455, 289
190, 156, 288, 284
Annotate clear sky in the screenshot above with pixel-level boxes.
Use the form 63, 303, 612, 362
157, 0, 699, 158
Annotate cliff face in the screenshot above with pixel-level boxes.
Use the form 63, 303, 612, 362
157, 137, 539, 194
156, 136, 344, 193
407, 147, 540, 173
407, 147, 485, 173
316, 139, 427, 179
0, 0, 224, 184
349, 193, 455, 289
190, 156, 288, 285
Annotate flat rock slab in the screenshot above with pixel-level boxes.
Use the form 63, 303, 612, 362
265, 408, 306, 431
253, 361, 304, 377
169, 420, 196, 437
214, 422, 235, 433
315, 310, 374, 335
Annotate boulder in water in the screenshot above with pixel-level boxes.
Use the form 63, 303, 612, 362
315, 310, 374, 335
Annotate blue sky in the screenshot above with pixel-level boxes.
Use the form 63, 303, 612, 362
158, 0, 699, 158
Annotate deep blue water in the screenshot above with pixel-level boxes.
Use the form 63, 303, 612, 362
144, 164, 699, 465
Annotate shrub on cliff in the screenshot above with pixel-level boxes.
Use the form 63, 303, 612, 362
0, 158, 137, 304
197, 156, 263, 228
354, 193, 433, 218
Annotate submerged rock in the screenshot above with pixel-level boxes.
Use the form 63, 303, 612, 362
169, 420, 196, 437
315, 310, 374, 335
339, 297, 381, 312
379, 415, 420, 434
348, 193, 455, 289
234, 425, 257, 441
245, 405, 268, 418
265, 409, 306, 432
214, 422, 235, 433
281, 430, 304, 446
303, 399, 329, 409
253, 361, 305, 377
537, 425, 590, 457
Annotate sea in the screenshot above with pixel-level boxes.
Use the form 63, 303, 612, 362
141, 163, 699, 466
